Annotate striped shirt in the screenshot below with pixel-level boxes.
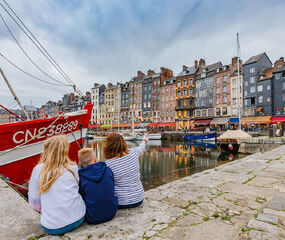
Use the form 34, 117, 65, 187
105, 143, 145, 206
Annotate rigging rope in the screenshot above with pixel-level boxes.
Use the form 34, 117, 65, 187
0, 1, 87, 99
0, 12, 68, 86
0, 52, 71, 86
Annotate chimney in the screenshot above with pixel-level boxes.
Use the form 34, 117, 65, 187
232, 56, 238, 66
199, 58, 205, 67
137, 71, 145, 79
182, 65, 188, 71
194, 60, 198, 69
147, 69, 155, 76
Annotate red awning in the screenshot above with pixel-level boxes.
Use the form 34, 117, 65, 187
270, 117, 285, 124
113, 123, 140, 128
88, 124, 102, 128
157, 122, 175, 127
192, 119, 212, 125
148, 122, 160, 127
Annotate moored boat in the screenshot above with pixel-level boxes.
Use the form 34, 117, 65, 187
183, 132, 216, 142
0, 103, 93, 186
136, 133, 162, 140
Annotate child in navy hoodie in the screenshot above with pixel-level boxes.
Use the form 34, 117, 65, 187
78, 148, 118, 224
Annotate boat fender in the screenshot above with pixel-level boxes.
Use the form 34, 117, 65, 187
229, 144, 233, 151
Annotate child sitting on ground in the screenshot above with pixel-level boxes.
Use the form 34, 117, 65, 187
78, 148, 118, 224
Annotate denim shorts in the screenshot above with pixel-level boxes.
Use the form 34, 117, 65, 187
42, 216, 84, 235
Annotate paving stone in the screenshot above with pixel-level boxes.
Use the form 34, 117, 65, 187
184, 220, 240, 240
256, 213, 279, 225
145, 189, 167, 201
163, 197, 189, 208
247, 219, 279, 234
267, 192, 285, 211
174, 213, 203, 226
248, 176, 279, 187
263, 208, 285, 218
249, 230, 283, 240
160, 226, 186, 240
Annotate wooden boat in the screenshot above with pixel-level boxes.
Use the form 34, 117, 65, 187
183, 132, 216, 142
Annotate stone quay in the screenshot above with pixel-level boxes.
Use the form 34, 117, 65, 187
2, 145, 285, 239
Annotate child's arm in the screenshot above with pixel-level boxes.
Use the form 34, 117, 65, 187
28, 166, 41, 212
78, 179, 86, 200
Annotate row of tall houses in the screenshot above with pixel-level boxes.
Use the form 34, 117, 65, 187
89, 53, 285, 128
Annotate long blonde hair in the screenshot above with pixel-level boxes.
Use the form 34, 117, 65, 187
38, 135, 77, 194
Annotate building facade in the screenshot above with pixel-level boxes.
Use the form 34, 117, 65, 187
104, 83, 121, 125
272, 57, 285, 116
160, 78, 176, 122
195, 59, 222, 119
230, 70, 243, 118
120, 82, 130, 124
175, 62, 198, 129
90, 83, 106, 124
142, 71, 154, 122
242, 53, 272, 116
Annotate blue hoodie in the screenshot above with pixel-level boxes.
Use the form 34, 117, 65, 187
78, 162, 118, 224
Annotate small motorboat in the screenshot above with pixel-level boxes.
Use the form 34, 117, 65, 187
136, 133, 162, 140
183, 132, 216, 142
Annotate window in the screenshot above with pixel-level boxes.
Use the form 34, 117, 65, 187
250, 67, 255, 73
232, 98, 236, 105
283, 82, 285, 90
223, 75, 227, 82
166, 88, 168, 93
276, 74, 281, 80
223, 86, 227, 93
162, 89, 165, 93
162, 96, 164, 101
201, 73, 206, 78
183, 80, 187, 86
189, 79, 193, 85
232, 108, 237, 115
196, 110, 201, 117
183, 89, 187, 96
250, 77, 255, 83
177, 81, 181, 87
216, 108, 220, 116
232, 88, 236, 95
208, 109, 213, 116
267, 97, 270, 102
277, 107, 281, 115
250, 86, 255, 93
283, 94, 285, 102
166, 96, 168, 101
202, 110, 206, 116
216, 77, 220, 85
162, 111, 164, 116
244, 90, 248, 97
216, 87, 220, 94
170, 95, 173, 100
258, 96, 263, 103
222, 107, 227, 115
257, 85, 263, 92
177, 91, 181, 97
189, 89, 193, 95
245, 81, 248, 86
216, 97, 220, 104
171, 87, 173, 92
223, 96, 227, 104
232, 79, 236, 85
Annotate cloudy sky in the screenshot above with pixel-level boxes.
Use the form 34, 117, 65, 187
0, 0, 284, 108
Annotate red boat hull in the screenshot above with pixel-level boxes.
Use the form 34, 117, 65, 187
0, 103, 93, 186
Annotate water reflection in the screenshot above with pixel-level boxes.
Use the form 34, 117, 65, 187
86, 140, 248, 191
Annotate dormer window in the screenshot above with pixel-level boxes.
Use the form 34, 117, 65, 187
203, 68, 206, 73
223, 66, 227, 71
201, 73, 206, 78
216, 69, 220, 73
260, 76, 264, 80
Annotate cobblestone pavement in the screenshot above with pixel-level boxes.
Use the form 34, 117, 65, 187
3, 145, 285, 240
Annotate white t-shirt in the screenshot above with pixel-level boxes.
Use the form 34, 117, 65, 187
28, 163, 86, 229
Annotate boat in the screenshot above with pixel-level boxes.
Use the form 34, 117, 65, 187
183, 132, 216, 142
122, 135, 137, 141
185, 141, 217, 149
0, 102, 93, 186
136, 133, 162, 140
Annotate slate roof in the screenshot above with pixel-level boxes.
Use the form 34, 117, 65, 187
177, 65, 197, 77
244, 53, 265, 65
196, 61, 222, 75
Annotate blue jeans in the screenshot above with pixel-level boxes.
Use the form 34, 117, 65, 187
118, 200, 143, 209
42, 217, 84, 235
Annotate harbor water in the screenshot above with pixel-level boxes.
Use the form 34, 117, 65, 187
86, 140, 248, 191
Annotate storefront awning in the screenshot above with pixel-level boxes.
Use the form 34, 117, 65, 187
138, 122, 151, 128
88, 124, 102, 128
112, 123, 140, 128
241, 116, 271, 124
157, 122, 175, 127
270, 116, 285, 124
148, 122, 160, 127
192, 119, 212, 125
229, 117, 239, 124
210, 117, 229, 125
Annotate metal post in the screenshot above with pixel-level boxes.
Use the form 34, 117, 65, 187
237, 33, 241, 129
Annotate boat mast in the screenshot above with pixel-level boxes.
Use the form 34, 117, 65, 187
117, 84, 120, 132
237, 33, 241, 129
132, 80, 134, 133
0, 68, 30, 120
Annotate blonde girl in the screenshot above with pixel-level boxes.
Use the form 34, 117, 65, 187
28, 135, 85, 235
